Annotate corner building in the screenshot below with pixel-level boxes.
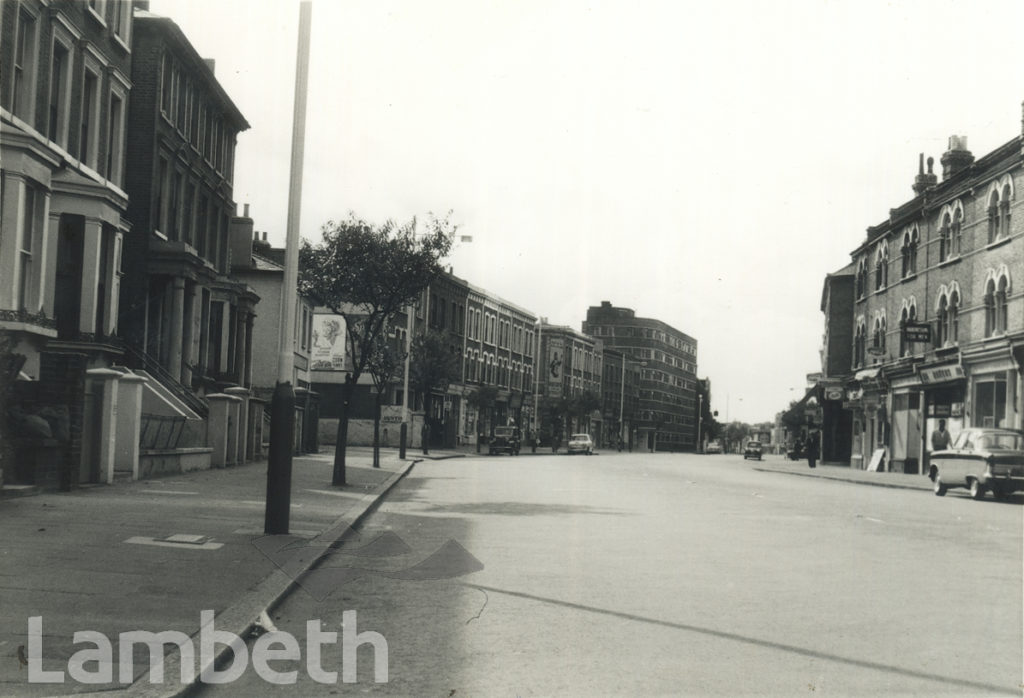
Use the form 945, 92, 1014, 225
840, 125, 1024, 473
583, 301, 699, 451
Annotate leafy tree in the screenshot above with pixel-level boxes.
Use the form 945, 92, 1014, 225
409, 330, 461, 453
567, 391, 601, 433
299, 213, 454, 485
366, 328, 404, 468
466, 385, 499, 451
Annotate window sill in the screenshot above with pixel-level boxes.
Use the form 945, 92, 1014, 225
937, 256, 960, 269
86, 7, 107, 27
986, 236, 1012, 251
112, 34, 131, 55
900, 272, 917, 283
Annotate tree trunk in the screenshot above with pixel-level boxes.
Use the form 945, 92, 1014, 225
332, 377, 354, 485
372, 391, 381, 468
421, 391, 432, 455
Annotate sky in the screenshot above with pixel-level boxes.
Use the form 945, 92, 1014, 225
150, 0, 1024, 424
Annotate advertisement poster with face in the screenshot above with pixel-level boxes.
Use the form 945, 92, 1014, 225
311, 314, 346, 371
547, 336, 564, 399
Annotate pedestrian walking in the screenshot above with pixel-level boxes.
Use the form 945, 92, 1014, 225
806, 430, 818, 469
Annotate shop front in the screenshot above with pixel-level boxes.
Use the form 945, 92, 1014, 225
847, 368, 887, 470
963, 349, 1020, 431
888, 373, 922, 474
918, 361, 966, 471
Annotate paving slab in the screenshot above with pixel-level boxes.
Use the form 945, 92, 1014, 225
0, 448, 431, 697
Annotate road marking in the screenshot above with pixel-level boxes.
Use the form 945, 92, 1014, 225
139, 489, 199, 495
855, 514, 885, 523
306, 488, 354, 498
125, 536, 223, 550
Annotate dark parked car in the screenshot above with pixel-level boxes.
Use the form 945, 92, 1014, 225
743, 440, 763, 460
489, 426, 521, 456
929, 427, 1024, 500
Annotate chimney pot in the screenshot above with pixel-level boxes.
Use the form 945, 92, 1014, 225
263, 232, 268, 242
244, 203, 250, 218
940, 135, 974, 181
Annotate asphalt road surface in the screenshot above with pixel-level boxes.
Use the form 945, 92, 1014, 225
196, 452, 1023, 697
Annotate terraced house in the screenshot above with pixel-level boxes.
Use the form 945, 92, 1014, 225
831, 117, 1024, 474
1, 0, 135, 488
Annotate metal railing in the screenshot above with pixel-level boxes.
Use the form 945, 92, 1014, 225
123, 344, 209, 418
139, 414, 186, 450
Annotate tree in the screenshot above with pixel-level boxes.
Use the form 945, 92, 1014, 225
465, 385, 499, 452
567, 391, 601, 434
366, 329, 404, 468
299, 213, 454, 485
409, 330, 461, 453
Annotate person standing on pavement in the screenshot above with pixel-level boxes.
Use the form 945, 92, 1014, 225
931, 419, 952, 452
806, 430, 818, 468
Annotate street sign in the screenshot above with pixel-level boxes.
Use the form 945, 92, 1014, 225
902, 322, 931, 343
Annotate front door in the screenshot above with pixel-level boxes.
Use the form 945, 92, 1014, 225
55, 215, 84, 338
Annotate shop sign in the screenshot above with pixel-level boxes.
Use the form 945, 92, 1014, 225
930, 404, 951, 417
824, 388, 844, 401
919, 364, 965, 384
902, 322, 931, 343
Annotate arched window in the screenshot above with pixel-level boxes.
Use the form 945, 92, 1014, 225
984, 279, 998, 337
951, 205, 963, 255
856, 259, 867, 299
899, 299, 917, 357
988, 190, 1001, 243
874, 243, 888, 290
1000, 184, 1012, 240
872, 313, 886, 354
948, 289, 960, 344
997, 276, 1009, 334
937, 213, 951, 263
854, 320, 866, 368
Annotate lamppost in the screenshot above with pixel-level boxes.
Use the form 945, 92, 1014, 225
697, 392, 703, 453
533, 318, 543, 432
399, 300, 414, 459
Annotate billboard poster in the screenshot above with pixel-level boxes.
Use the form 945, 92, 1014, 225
311, 314, 347, 371
547, 336, 564, 398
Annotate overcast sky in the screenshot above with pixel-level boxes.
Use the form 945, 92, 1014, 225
150, 0, 1024, 424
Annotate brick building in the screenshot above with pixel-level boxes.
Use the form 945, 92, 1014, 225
815, 264, 855, 463
835, 122, 1024, 473
583, 301, 699, 451
462, 281, 537, 444
120, 6, 255, 399
536, 322, 602, 444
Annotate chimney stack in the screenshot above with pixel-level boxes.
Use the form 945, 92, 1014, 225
912, 153, 937, 195
940, 135, 974, 180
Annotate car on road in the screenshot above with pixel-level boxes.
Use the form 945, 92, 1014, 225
488, 425, 521, 456
743, 440, 763, 460
567, 433, 594, 455
929, 427, 1024, 500
706, 441, 722, 454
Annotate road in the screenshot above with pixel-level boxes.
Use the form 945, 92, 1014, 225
197, 452, 1023, 696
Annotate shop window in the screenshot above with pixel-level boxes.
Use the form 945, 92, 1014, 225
974, 377, 1007, 428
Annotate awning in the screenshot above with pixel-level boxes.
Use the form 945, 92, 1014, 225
854, 367, 881, 382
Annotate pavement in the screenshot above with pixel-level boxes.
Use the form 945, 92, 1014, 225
0, 446, 934, 697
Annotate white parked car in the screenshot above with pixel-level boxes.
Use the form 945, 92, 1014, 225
930, 427, 1024, 500
567, 433, 594, 455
